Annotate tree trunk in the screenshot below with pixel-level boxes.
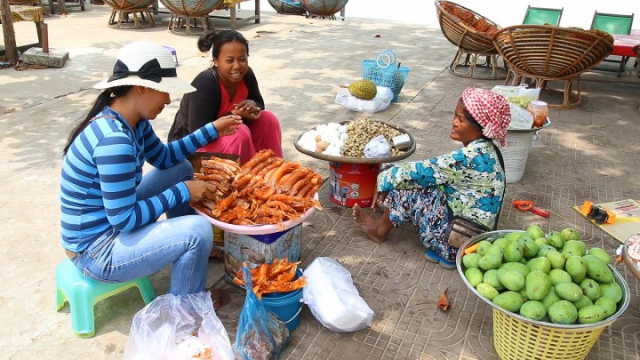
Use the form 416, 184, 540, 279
1, 0, 19, 63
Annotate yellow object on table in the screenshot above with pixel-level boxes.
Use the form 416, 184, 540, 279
2, 5, 44, 23
223, 0, 244, 5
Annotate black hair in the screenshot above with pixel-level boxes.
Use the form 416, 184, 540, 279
62, 86, 133, 155
198, 30, 249, 60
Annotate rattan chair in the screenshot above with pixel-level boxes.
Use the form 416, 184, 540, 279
435, 0, 505, 79
104, 0, 155, 29
493, 25, 613, 108
160, 0, 224, 35
303, 0, 347, 19
267, 0, 305, 16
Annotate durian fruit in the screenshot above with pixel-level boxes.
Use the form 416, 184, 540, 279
588, 29, 614, 44
348, 79, 377, 100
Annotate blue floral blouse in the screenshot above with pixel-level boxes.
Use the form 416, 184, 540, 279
377, 138, 505, 229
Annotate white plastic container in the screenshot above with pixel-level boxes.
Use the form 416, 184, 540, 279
497, 119, 550, 183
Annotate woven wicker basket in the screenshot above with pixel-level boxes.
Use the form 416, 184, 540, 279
304, 0, 347, 18
435, 0, 500, 54
160, 0, 224, 17
104, 0, 153, 10
267, 0, 305, 15
493, 25, 613, 79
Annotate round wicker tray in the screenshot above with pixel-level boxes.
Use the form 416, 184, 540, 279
493, 25, 613, 79
435, 0, 500, 54
159, 0, 223, 17
294, 120, 416, 164
104, 0, 154, 10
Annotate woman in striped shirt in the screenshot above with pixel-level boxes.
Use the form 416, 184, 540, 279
59, 42, 241, 309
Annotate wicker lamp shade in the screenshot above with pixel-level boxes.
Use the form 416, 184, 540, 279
435, 0, 500, 54
267, 0, 305, 15
103, 0, 153, 9
159, 0, 224, 17
304, 0, 348, 17
493, 25, 613, 79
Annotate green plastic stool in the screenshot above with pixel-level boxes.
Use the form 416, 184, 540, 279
56, 259, 156, 338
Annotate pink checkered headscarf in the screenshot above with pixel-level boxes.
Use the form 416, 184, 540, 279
461, 87, 511, 146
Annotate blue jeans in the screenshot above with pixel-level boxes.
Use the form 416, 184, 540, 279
73, 160, 214, 296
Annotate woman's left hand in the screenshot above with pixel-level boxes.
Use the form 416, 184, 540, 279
232, 100, 261, 121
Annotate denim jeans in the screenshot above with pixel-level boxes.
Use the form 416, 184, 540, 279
73, 160, 214, 296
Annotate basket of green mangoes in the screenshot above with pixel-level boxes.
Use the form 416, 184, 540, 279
456, 227, 630, 360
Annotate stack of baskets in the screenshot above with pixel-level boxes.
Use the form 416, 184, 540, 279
361, 50, 409, 102
457, 230, 630, 360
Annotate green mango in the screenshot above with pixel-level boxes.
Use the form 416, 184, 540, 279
572, 295, 594, 310
492, 237, 509, 249
493, 291, 524, 313
578, 305, 606, 324
564, 240, 587, 256
579, 278, 602, 301
548, 300, 578, 325
505, 231, 525, 243
520, 300, 547, 321
547, 231, 565, 249
483, 269, 504, 290
501, 262, 530, 277
486, 245, 505, 257
565, 256, 587, 283
583, 255, 613, 283
504, 241, 524, 263
542, 287, 561, 310
462, 253, 482, 269
548, 269, 572, 286
555, 282, 583, 302
465, 268, 484, 287
537, 245, 558, 258
525, 270, 551, 301
497, 268, 525, 291
599, 282, 623, 303
476, 283, 499, 300
526, 225, 546, 240
519, 287, 528, 299
519, 237, 539, 259
546, 251, 567, 270
595, 297, 617, 318
478, 253, 503, 271
527, 257, 551, 274
476, 240, 493, 256
560, 228, 581, 241
534, 237, 549, 248
588, 247, 611, 265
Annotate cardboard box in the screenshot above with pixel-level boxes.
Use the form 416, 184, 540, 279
223, 224, 302, 282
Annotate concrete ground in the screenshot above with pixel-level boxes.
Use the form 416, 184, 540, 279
1, 5, 639, 360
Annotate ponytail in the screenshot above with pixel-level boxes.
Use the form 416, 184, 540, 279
63, 86, 133, 155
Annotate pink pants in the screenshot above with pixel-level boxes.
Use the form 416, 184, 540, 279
197, 110, 283, 164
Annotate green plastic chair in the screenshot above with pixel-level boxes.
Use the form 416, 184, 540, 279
590, 11, 634, 76
522, 5, 563, 26
56, 259, 156, 338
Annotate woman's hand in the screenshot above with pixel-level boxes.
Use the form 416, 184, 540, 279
184, 180, 219, 203
232, 100, 261, 121
371, 191, 388, 212
213, 115, 243, 137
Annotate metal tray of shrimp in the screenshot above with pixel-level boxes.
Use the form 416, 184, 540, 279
294, 120, 416, 164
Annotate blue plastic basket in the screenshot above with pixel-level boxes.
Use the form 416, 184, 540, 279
362, 59, 409, 102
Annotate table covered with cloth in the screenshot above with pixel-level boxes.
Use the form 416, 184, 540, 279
1, 5, 44, 23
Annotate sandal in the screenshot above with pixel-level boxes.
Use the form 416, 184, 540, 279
207, 287, 230, 311
208, 248, 224, 262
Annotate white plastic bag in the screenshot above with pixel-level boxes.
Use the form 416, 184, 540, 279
124, 292, 234, 360
335, 86, 394, 113
507, 103, 534, 130
302, 257, 374, 333
363, 135, 391, 158
490, 85, 540, 109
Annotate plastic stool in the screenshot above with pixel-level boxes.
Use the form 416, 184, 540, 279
55, 259, 156, 338
163, 46, 178, 66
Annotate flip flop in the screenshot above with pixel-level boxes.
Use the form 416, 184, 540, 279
425, 249, 441, 264
208, 288, 230, 311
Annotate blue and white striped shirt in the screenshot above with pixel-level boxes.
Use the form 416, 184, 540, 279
60, 107, 219, 252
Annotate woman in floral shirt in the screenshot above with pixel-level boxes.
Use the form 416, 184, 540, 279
353, 87, 510, 269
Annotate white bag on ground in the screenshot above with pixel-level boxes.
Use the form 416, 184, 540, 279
124, 292, 234, 360
302, 257, 374, 332
335, 86, 394, 113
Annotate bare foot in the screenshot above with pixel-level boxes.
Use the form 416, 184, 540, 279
353, 204, 390, 243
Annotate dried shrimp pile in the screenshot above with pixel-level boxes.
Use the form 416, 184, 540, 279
193, 149, 323, 226
341, 117, 403, 158
233, 258, 306, 299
